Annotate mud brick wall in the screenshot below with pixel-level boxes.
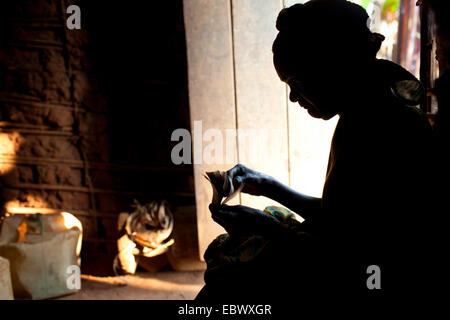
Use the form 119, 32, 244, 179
0, 0, 196, 273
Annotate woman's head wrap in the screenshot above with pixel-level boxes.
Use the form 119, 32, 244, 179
273, 0, 385, 63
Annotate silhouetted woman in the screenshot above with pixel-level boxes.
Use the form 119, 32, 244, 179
197, 0, 434, 301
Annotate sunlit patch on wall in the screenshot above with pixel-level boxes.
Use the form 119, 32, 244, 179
0, 131, 23, 175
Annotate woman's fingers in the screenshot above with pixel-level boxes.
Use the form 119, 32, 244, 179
234, 175, 244, 186
211, 212, 228, 230
227, 165, 259, 193
209, 204, 240, 233
226, 165, 248, 195
226, 165, 239, 179
209, 204, 280, 235
209, 203, 220, 213
227, 164, 249, 181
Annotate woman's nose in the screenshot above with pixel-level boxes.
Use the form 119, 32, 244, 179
289, 90, 299, 103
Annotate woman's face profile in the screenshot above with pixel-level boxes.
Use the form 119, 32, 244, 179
274, 54, 340, 120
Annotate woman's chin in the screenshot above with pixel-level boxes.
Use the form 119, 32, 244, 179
306, 108, 322, 119
321, 113, 337, 120
307, 108, 336, 120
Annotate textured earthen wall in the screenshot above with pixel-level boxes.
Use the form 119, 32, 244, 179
1, 1, 101, 215
0, 0, 196, 273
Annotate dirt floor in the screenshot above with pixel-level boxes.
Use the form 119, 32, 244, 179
57, 271, 205, 300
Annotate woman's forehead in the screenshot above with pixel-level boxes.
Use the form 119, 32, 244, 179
274, 55, 312, 83
273, 55, 296, 80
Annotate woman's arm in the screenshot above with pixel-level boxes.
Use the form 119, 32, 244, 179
227, 164, 322, 221
264, 179, 322, 221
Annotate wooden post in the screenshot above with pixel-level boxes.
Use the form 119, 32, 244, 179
232, 0, 290, 210
183, 0, 238, 258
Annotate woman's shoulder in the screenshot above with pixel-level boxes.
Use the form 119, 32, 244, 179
392, 104, 432, 140
374, 60, 431, 136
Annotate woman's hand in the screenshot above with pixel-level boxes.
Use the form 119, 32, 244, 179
227, 164, 274, 197
209, 203, 281, 236
227, 164, 322, 221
